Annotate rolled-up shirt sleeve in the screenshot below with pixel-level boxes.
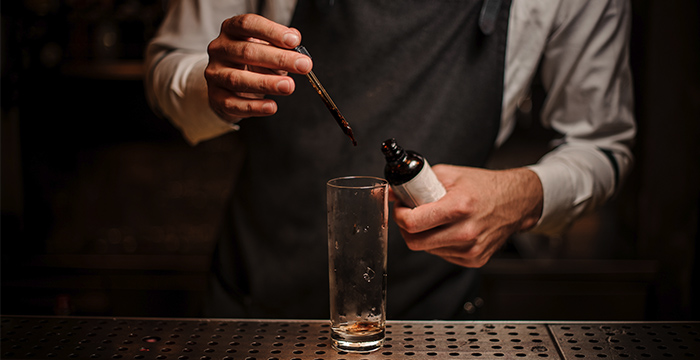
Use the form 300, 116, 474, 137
526, 0, 636, 235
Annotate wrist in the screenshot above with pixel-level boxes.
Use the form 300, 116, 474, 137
508, 168, 543, 231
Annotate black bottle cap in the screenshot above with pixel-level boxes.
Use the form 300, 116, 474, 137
381, 138, 403, 162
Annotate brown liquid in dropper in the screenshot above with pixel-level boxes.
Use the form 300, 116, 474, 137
295, 46, 357, 146
314, 87, 357, 146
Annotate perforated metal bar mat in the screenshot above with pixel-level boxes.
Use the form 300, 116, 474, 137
2, 316, 698, 359
549, 322, 700, 359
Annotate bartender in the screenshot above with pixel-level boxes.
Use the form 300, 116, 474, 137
145, 0, 635, 319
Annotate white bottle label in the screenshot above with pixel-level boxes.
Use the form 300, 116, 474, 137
392, 160, 446, 208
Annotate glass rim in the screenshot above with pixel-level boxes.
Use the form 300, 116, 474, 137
327, 176, 388, 190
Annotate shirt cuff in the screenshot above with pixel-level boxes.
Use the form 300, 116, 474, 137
155, 54, 240, 145
526, 145, 616, 236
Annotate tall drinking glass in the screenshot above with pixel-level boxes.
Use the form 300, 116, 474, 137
327, 176, 388, 352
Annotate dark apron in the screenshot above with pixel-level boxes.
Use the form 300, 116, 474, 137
207, 0, 511, 320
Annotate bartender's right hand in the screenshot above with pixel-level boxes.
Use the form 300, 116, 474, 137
205, 14, 313, 122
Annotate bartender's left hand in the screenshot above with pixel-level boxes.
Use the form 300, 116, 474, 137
392, 165, 543, 268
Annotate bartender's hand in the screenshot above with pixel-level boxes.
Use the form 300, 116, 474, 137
205, 14, 313, 122
392, 165, 543, 268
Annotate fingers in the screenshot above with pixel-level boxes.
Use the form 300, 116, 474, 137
391, 164, 468, 233
223, 14, 302, 49
397, 213, 479, 252
391, 166, 541, 269
208, 66, 296, 96
206, 64, 298, 120
208, 37, 312, 76
215, 14, 312, 75
391, 165, 505, 268
426, 244, 493, 268
208, 89, 277, 120
399, 225, 497, 269
205, 14, 314, 121
436, 254, 490, 269
392, 195, 471, 234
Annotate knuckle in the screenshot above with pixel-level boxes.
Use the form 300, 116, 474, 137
467, 243, 483, 257
404, 239, 423, 251
400, 217, 421, 234
391, 211, 408, 229
461, 226, 479, 242
233, 13, 256, 30
203, 66, 213, 81
469, 258, 488, 268
275, 50, 294, 70
238, 42, 257, 60
222, 70, 248, 92
240, 73, 268, 94
453, 199, 473, 219
474, 254, 490, 268
225, 71, 244, 89
225, 97, 251, 115
209, 96, 232, 120
204, 63, 221, 83
256, 76, 271, 93
206, 39, 217, 56
207, 38, 228, 60
464, 245, 489, 268
220, 17, 233, 32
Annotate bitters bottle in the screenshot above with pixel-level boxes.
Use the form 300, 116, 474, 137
381, 138, 446, 208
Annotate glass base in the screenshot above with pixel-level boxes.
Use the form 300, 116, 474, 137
331, 329, 385, 352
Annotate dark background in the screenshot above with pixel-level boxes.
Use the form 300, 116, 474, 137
1, 1, 698, 320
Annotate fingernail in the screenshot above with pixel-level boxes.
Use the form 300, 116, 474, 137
283, 33, 300, 47
295, 57, 312, 73
262, 102, 275, 114
276, 79, 292, 93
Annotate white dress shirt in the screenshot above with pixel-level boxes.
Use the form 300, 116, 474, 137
145, 0, 636, 235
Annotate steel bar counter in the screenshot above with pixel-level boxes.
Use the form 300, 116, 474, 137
2, 316, 698, 359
